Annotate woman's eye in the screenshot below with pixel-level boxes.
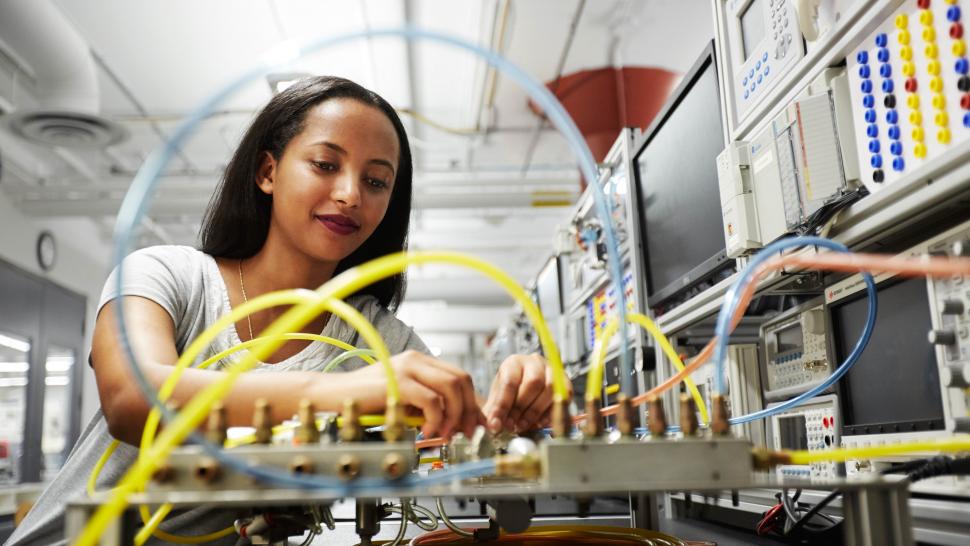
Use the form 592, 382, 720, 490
366, 178, 389, 189
313, 161, 337, 171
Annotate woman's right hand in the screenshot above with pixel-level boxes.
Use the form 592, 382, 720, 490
321, 350, 485, 439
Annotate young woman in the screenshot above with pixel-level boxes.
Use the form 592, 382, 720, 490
8, 76, 563, 545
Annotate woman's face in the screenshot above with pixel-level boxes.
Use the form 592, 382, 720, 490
257, 98, 400, 264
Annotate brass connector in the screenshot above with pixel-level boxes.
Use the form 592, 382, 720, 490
679, 394, 698, 437
253, 398, 273, 445
289, 455, 315, 475
339, 399, 363, 442
382, 452, 408, 480
335, 454, 361, 480
494, 454, 541, 480
711, 394, 731, 436
193, 457, 222, 484
582, 398, 604, 438
647, 395, 668, 437
205, 401, 227, 446
751, 448, 792, 471
551, 398, 572, 438
617, 394, 635, 437
382, 401, 406, 443
295, 399, 320, 444
151, 464, 175, 484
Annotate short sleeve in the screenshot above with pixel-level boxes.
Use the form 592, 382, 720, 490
347, 296, 430, 356
97, 245, 198, 325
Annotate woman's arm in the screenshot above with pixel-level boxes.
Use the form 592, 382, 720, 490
92, 297, 483, 445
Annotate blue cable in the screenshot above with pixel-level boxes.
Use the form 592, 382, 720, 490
710, 236, 877, 425
111, 27, 625, 490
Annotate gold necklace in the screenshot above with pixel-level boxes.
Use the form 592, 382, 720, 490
238, 259, 255, 342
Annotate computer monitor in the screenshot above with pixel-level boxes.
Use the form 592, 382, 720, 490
830, 277, 945, 435
534, 256, 563, 322
633, 41, 735, 306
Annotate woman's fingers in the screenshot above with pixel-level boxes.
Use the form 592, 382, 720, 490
415, 354, 482, 437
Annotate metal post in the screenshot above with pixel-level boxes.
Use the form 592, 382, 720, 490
842, 480, 914, 546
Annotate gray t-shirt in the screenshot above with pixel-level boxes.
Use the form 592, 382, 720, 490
6, 245, 427, 545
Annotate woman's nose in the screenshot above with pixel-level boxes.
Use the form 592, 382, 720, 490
331, 171, 361, 207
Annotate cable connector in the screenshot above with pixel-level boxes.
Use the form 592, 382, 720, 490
495, 454, 541, 480
752, 448, 792, 471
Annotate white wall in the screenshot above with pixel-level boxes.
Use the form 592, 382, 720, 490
0, 190, 108, 425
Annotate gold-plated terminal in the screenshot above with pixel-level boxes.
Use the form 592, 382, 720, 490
205, 401, 228, 446
551, 398, 572, 438
289, 455, 315, 475
679, 394, 698, 437
253, 398, 273, 445
617, 394, 635, 437
340, 399, 363, 442
382, 452, 408, 480
647, 395, 668, 437
383, 401, 406, 443
151, 464, 175, 484
582, 398, 604, 438
751, 448, 792, 471
194, 457, 222, 484
335, 454, 361, 480
711, 394, 731, 436
494, 454, 541, 480
295, 399, 320, 445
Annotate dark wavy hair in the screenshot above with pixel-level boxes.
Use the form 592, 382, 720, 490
199, 76, 412, 310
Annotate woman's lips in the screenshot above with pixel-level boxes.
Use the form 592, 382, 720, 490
316, 214, 360, 236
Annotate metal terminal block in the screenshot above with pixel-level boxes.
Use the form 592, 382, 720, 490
539, 437, 754, 490
146, 443, 416, 492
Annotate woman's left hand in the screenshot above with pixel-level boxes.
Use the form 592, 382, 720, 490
482, 354, 568, 433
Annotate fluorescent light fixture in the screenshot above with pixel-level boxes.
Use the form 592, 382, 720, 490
266, 72, 312, 95
45, 376, 70, 387
0, 333, 29, 353
0, 362, 29, 373
0, 377, 28, 388
45, 357, 74, 373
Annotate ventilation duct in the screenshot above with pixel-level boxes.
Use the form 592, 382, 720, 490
0, 0, 126, 148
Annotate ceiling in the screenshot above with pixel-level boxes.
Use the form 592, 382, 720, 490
0, 0, 714, 345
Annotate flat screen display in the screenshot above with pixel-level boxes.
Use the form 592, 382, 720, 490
831, 278, 945, 434
775, 323, 802, 353
777, 415, 808, 450
740, 0, 766, 60
635, 43, 730, 301
535, 257, 562, 321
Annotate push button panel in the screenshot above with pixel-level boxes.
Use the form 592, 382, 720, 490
732, 0, 806, 121
848, 0, 970, 191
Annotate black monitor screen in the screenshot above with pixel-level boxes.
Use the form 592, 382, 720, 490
635, 43, 731, 301
535, 257, 562, 321
831, 278, 945, 435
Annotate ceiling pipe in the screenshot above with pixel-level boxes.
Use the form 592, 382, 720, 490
0, 0, 127, 148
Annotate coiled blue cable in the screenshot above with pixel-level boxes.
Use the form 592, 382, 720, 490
711, 236, 877, 425
111, 27, 626, 489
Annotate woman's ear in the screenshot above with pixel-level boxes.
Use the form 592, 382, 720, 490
256, 151, 276, 195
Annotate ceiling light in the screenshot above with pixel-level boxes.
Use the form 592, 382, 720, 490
266, 72, 313, 95
0, 333, 29, 353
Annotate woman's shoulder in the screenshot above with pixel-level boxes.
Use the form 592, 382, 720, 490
125, 244, 208, 263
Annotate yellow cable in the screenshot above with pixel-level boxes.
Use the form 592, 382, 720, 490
87, 439, 119, 496
135, 503, 234, 545
586, 312, 709, 425
320, 252, 566, 401
87, 334, 370, 540
133, 300, 389, 544
77, 251, 558, 545
785, 437, 970, 465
